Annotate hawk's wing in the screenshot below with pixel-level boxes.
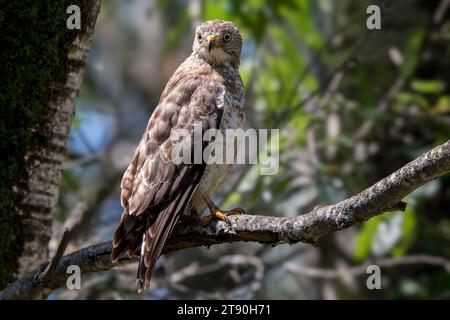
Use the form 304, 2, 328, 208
111, 73, 224, 291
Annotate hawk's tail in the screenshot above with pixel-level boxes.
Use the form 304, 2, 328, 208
111, 210, 146, 263
138, 182, 196, 293
111, 182, 198, 293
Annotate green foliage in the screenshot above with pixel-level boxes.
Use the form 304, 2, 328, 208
178, 0, 450, 299
50, 0, 450, 299
353, 215, 383, 261
0, 0, 85, 289
354, 207, 417, 261
410, 79, 446, 94
204, 0, 299, 42
400, 31, 424, 78
391, 207, 417, 257
389, 271, 450, 299
163, 7, 190, 54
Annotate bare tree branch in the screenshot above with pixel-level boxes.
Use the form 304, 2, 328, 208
284, 255, 450, 279
1, 140, 450, 299
39, 228, 72, 284
168, 255, 264, 299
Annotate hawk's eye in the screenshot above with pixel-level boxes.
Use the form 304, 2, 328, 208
197, 33, 202, 41
223, 33, 232, 42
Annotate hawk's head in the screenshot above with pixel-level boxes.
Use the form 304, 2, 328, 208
193, 19, 242, 67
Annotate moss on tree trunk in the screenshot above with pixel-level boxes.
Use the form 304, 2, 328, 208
0, 0, 100, 290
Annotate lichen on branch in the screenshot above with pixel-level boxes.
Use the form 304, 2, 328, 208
1, 140, 449, 299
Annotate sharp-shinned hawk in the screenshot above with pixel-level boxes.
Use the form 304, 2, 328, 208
111, 20, 245, 293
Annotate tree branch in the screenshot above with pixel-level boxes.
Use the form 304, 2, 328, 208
1, 140, 450, 299
39, 228, 72, 284
284, 255, 450, 279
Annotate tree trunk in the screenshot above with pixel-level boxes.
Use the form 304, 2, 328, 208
0, 0, 100, 290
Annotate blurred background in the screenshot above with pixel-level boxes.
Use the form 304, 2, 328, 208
51, 0, 450, 299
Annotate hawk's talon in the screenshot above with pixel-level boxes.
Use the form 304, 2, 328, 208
201, 207, 245, 226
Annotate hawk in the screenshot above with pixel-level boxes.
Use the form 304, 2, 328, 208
111, 20, 245, 293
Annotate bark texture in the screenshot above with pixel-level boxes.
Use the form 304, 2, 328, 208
1, 140, 449, 299
0, 1, 100, 289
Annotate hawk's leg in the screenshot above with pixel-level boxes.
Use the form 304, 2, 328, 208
201, 196, 245, 226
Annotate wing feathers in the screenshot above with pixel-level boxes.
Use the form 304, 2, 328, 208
144, 182, 197, 285
112, 73, 225, 292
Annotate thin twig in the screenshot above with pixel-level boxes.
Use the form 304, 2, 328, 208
284, 255, 450, 279
168, 255, 264, 299
433, 0, 450, 24
39, 228, 72, 283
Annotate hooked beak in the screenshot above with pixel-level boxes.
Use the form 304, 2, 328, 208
206, 34, 217, 52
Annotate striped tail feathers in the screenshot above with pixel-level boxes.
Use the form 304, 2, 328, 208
113, 163, 206, 293
113, 180, 198, 293
136, 181, 197, 293
111, 210, 146, 263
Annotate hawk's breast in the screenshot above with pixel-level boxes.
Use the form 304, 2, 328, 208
189, 77, 245, 212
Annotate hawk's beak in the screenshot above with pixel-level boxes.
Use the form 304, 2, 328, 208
206, 34, 217, 52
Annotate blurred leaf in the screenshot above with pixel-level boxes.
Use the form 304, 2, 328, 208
353, 215, 384, 261
222, 191, 242, 208
411, 79, 445, 94
279, 0, 324, 50
357, 68, 375, 107
435, 95, 450, 113
203, 0, 232, 22
396, 91, 428, 108
400, 31, 424, 77
162, 8, 189, 54
391, 206, 417, 257
291, 114, 312, 146
62, 170, 80, 192
72, 117, 81, 128
398, 279, 427, 298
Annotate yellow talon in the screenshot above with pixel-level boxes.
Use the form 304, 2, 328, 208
202, 206, 245, 226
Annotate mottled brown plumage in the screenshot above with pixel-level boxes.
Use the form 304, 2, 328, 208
111, 20, 245, 293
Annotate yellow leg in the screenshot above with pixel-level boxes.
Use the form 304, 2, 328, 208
201, 197, 245, 226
